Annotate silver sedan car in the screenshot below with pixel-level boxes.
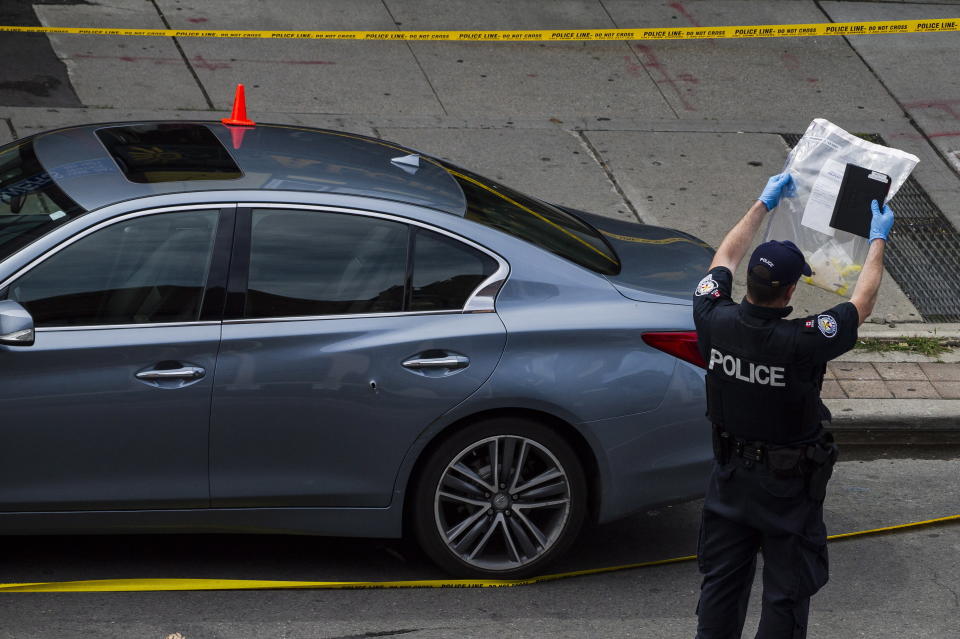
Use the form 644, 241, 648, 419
0, 120, 713, 578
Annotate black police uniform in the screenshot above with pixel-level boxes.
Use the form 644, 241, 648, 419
692, 265, 858, 639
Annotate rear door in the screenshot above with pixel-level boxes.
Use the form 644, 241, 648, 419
209, 206, 507, 508
0, 205, 233, 511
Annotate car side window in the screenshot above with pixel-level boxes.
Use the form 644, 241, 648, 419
8, 210, 218, 327
245, 209, 408, 319
411, 228, 497, 311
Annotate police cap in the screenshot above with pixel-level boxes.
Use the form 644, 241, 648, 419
747, 240, 813, 288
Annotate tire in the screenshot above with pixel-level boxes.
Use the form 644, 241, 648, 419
412, 417, 587, 579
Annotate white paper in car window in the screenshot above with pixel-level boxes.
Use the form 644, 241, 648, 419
800, 159, 846, 237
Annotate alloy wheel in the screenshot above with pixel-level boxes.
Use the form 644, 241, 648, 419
433, 435, 572, 572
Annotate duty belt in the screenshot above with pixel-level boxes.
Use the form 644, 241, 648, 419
731, 437, 765, 463
711, 425, 839, 491
713, 427, 818, 471
711, 428, 771, 463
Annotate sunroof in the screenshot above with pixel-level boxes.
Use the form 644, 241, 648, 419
96, 123, 243, 183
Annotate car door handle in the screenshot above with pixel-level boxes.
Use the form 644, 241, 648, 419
402, 355, 470, 370
136, 366, 206, 381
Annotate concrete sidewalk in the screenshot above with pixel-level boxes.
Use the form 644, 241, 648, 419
824, 327, 960, 440
822, 322, 960, 438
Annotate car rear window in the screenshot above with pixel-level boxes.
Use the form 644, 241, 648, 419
0, 139, 86, 263
441, 163, 620, 275
96, 123, 243, 183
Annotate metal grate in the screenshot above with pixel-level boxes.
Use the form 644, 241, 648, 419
781, 133, 960, 322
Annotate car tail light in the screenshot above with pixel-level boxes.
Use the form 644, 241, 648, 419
642, 331, 706, 369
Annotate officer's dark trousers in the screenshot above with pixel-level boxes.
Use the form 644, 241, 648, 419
695, 458, 829, 639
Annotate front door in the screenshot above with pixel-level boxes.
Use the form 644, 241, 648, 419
0, 207, 227, 511
210, 207, 507, 508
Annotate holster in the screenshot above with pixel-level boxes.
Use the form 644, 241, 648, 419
712, 425, 731, 464
805, 432, 839, 502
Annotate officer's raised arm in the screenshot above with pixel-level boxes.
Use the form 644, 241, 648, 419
709, 173, 795, 273
849, 200, 895, 326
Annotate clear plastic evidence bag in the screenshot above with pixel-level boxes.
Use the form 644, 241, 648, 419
763, 118, 919, 297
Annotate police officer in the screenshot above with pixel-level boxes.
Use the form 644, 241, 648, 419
692, 172, 895, 639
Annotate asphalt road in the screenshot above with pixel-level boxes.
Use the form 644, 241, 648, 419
2, 448, 958, 639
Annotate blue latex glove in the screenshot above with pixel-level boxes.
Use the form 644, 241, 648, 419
869, 199, 895, 241
758, 173, 796, 211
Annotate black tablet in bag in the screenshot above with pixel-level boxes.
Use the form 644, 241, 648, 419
829, 164, 891, 238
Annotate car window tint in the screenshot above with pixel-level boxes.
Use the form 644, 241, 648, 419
0, 140, 86, 263
9, 210, 218, 327
439, 162, 620, 276
411, 229, 497, 311
246, 209, 408, 319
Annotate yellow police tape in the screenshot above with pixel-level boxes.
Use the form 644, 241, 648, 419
0, 19, 957, 42
600, 230, 712, 249
1, 513, 956, 593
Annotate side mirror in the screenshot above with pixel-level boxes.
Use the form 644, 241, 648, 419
0, 300, 35, 346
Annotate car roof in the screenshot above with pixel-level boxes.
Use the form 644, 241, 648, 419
30, 121, 467, 215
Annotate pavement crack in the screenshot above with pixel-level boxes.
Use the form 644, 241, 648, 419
598, 0, 680, 120
148, 0, 215, 110
570, 129, 644, 223
4, 118, 17, 141
380, 0, 448, 116
930, 567, 960, 608
324, 629, 423, 639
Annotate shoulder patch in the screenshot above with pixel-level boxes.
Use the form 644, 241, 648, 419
695, 275, 718, 297
817, 314, 838, 338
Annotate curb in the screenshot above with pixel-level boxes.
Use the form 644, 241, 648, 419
856, 323, 960, 339
825, 399, 960, 445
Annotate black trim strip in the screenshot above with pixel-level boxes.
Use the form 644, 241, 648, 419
224, 207, 252, 320
403, 226, 416, 312
198, 207, 236, 322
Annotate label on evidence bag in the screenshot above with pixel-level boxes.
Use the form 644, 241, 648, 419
800, 158, 846, 237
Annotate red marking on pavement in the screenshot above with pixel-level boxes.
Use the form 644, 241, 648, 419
669, 1, 716, 46
900, 100, 960, 139
781, 52, 819, 84
75, 53, 180, 66
623, 55, 645, 78
187, 17, 209, 24
903, 99, 960, 120
894, 130, 960, 138
71, 53, 335, 69
890, 131, 960, 142
632, 45, 697, 111
669, 1, 701, 27
527, 73, 538, 78
191, 54, 230, 71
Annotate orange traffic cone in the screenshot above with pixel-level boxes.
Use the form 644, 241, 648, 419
222, 84, 255, 127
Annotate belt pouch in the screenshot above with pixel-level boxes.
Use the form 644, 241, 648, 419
766, 446, 805, 478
